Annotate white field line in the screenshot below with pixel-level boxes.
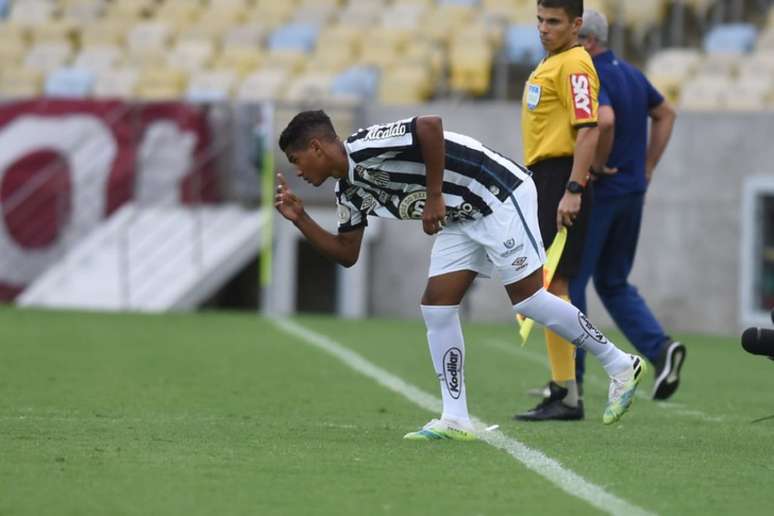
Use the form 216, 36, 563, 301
484, 338, 725, 423
272, 318, 655, 516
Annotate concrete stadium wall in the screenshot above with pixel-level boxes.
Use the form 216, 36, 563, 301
352, 102, 774, 336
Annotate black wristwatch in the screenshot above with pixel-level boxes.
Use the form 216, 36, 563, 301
566, 180, 585, 194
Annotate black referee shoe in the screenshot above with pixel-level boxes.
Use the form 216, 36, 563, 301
514, 382, 584, 421
652, 340, 687, 400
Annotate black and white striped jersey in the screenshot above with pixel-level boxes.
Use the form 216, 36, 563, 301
335, 117, 532, 232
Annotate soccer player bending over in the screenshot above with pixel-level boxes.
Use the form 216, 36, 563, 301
274, 110, 644, 440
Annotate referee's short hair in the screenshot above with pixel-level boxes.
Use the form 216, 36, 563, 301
279, 110, 337, 153
537, 0, 583, 19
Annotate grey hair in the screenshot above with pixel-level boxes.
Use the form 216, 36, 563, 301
581, 9, 609, 44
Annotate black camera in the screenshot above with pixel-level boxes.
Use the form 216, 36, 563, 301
741, 309, 774, 360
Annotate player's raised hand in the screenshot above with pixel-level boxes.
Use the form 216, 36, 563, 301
274, 173, 305, 222
422, 192, 446, 235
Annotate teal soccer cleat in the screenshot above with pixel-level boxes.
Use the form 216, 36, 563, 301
603, 355, 645, 425
403, 418, 478, 441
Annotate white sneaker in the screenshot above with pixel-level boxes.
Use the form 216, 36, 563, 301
403, 418, 478, 441
603, 355, 645, 425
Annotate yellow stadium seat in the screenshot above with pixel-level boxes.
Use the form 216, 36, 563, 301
379, 65, 433, 104
168, 40, 216, 72
9, 1, 58, 26
449, 44, 493, 96
73, 45, 124, 73
0, 38, 27, 67
24, 42, 74, 73
306, 47, 354, 73
186, 69, 239, 101
358, 45, 400, 69
127, 22, 173, 54
237, 68, 292, 101
678, 76, 732, 110
28, 20, 77, 45
421, 4, 475, 46
93, 67, 140, 98
103, 0, 157, 22
78, 20, 128, 46
215, 47, 265, 76
737, 53, 774, 80
125, 48, 169, 69
317, 25, 363, 55
283, 72, 334, 102
0, 67, 44, 98
136, 68, 187, 100
264, 50, 308, 73
222, 23, 266, 48
722, 77, 772, 111
403, 40, 444, 82
155, 1, 204, 26
695, 53, 739, 78
245, 1, 295, 28
61, 0, 105, 24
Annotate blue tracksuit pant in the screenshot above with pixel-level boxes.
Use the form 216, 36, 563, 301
569, 191, 669, 383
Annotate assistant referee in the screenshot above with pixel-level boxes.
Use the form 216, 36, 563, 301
514, 0, 599, 422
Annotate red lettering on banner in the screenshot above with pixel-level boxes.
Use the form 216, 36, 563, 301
570, 73, 592, 120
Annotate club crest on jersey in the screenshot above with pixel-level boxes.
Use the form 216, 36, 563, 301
526, 83, 541, 111
337, 205, 351, 224
570, 73, 593, 120
398, 191, 427, 219
364, 122, 407, 140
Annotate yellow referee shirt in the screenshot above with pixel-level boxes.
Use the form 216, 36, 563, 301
521, 45, 599, 167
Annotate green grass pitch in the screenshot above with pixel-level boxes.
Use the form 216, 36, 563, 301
1, 307, 773, 515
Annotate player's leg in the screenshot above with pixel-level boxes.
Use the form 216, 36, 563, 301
490, 179, 644, 424
593, 193, 685, 400
405, 225, 487, 441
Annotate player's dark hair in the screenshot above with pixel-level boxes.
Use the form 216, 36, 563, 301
278, 110, 337, 153
537, 0, 583, 19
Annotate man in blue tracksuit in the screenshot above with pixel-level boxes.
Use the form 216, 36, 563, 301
570, 10, 684, 400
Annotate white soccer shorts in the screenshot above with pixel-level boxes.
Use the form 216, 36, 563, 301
429, 178, 546, 286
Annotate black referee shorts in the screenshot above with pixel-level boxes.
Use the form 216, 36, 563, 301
528, 157, 592, 279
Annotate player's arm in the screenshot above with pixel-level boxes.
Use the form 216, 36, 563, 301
415, 115, 446, 235
645, 100, 676, 184
274, 173, 364, 267
591, 105, 617, 176
556, 125, 598, 230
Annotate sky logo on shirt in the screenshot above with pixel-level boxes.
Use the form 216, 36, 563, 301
570, 73, 592, 120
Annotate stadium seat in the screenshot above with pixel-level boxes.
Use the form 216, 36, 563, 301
645, 48, 703, 101
330, 65, 380, 100
155, 0, 203, 26
78, 20, 128, 46
103, 0, 156, 22
24, 42, 74, 73
695, 53, 739, 78
127, 22, 173, 54
29, 20, 77, 45
722, 76, 772, 111
704, 24, 758, 54
245, 1, 296, 30
168, 41, 215, 73
222, 23, 266, 48
73, 45, 123, 74
268, 22, 319, 53
737, 52, 774, 80
380, 3, 427, 29
214, 47, 265, 76
61, 0, 106, 24
0, 35, 27, 66
93, 67, 139, 98
283, 72, 335, 102
379, 64, 432, 104
449, 43, 493, 96
0, 67, 43, 98
186, 70, 238, 102
136, 69, 187, 100
421, 4, 475, 45
306, 46, 355, 74
264, 49, 309, 72
237, 68, 291, 101
44, 67, 96, 98
9, 1, 57, 26
757, 28, 774, 51
678, 76, 733, 110
0, 0, 9, 19
504, 24, 543, 66
317, 25, 363, 56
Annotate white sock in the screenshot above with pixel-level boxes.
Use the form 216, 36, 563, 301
420, 304, 471, 424
513, 289, 631, 376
